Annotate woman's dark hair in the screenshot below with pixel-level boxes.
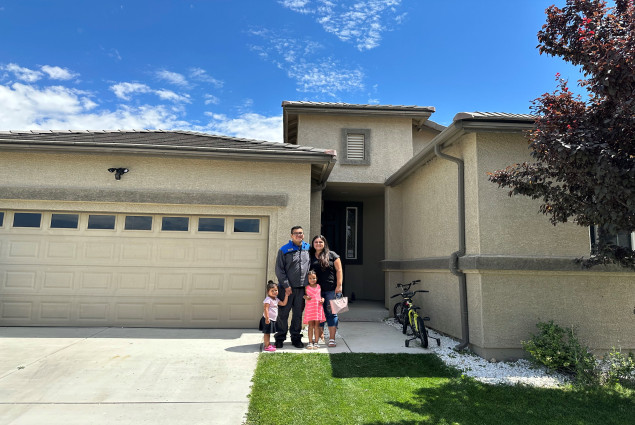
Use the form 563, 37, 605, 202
310, 235, 331, 270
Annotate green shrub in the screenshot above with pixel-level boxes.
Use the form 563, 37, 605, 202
601, 348, 635, 386
522, 321, 597, 384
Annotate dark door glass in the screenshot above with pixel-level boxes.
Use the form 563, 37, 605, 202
51, 213, 79, 229
13, 212, 42, 228
88, 215, 116, 230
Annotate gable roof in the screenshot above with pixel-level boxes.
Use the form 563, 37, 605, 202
282, 101, 437, 144
385, 112, 536, 186
0, 130, 337, 184
282, 101, 435, 114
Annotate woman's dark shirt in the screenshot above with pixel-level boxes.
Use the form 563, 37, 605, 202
310, 251, 340, 292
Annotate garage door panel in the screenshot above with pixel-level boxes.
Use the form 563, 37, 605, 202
8, 240, 40, 258
121, 243, 153, 261
40, 302, 72, 320
1, 301, 33, 320
80, 272, 113, 291
152, 303, 184, 322
227, 273, 260, 292
78, 302, 109, 321
191, 273, 223, 292
43, 271, 74, 289
156, 273, 187, 292
5, 271, 37, 290
85, 242, 117, 261
46, 242, 77, 259
116, 303, 147, 321
191, 303, 222, 322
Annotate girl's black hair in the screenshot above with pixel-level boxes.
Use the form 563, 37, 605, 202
266, 280, 277, 291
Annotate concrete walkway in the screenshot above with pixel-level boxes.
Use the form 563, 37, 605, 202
0, 301, 409, 425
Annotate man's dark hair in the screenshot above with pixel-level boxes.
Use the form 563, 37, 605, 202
290, 225, 303, 234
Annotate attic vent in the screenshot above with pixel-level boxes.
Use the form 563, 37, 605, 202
346, 133, 365, 161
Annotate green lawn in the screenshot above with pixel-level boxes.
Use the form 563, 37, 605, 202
246, 353, 634, 425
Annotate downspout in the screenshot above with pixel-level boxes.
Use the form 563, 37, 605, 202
434, 144, 470, 351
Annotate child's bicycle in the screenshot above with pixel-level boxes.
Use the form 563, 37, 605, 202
391, 279, 420, 326
390, 283, 441, 349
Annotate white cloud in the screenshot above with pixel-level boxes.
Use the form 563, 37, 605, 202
155, 89, 191, 103
110, 82, 190, 103
189, 68, 223, 88
204, 94, 220, 105
3, 63, 43, 82
110, 82, 151, 100
0, 78, 279, 141
204, 112, 283, 143
40, 65, 78, 80
0, 81, 189, 130
156, 70, 189, 87
280, 0, 404, 51
250, 31, 364, 97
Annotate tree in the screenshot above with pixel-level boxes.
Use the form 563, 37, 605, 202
488, 0, 635, 269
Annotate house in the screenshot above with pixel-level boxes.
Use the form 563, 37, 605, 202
1, 102, 633, 360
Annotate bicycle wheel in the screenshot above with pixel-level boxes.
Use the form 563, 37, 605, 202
416, 316, 429, 348
393, 302, 405, 325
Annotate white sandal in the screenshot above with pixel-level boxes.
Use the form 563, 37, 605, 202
328, 339, 336, 347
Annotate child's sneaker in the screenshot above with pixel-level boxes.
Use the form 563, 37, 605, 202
264, 345, 276, 352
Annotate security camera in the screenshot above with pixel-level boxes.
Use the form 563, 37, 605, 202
108, 167, 129, 180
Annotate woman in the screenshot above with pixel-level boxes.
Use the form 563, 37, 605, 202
309, 235, 343, 347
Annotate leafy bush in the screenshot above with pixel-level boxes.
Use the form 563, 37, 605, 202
600, 348, 635, 386
522, 321, 597, 384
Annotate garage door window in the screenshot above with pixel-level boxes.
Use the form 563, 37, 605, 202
88, 215, 116, 230
125, 215, 153, 231
198, 217, 224, 232
51, 213, 79, 229
162, 216, 189, 231
234, 218, 260, 233
13, 212, 42, 228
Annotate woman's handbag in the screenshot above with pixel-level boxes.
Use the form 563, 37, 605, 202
330, 294, 349, 314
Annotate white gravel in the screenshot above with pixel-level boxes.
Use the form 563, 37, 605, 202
384, 318, 569, 388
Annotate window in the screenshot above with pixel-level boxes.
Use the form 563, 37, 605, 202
345, 207, 358, 260
50, 213, 79, 229
0, 212, 4, 227
590, 225, 633, 251
234, 218, 260, 233
13, 212, 42, 228
124, 215, 152, 231
162, 216, 189, 231
341, 129, 370, 165
88, 215, 116, 230
198, 217, 225, 232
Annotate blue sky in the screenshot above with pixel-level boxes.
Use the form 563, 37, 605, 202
0, 0, 586, 142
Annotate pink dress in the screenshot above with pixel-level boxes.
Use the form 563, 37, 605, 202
303, 284, 326, 323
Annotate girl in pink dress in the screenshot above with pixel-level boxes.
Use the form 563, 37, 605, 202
303, 270, 325, 349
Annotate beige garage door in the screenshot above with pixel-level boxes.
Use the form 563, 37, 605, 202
0, 210, 267, 328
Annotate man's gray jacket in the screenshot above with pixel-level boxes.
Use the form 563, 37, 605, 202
275, 240, 311, 288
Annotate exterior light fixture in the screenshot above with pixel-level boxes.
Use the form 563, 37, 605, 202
108, 167, 129, 180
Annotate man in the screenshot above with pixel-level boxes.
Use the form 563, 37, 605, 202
274, 225, 310, 348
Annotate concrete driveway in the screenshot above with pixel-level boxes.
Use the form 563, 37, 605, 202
0, 327, 262, 425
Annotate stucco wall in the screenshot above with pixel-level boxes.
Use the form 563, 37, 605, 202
0, 151, 314, 283
387, 136, 473, 259
469, 271, 635, 360
475, 133, 589, 256
412, 126, 440, 156
296, 115, 414, 183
